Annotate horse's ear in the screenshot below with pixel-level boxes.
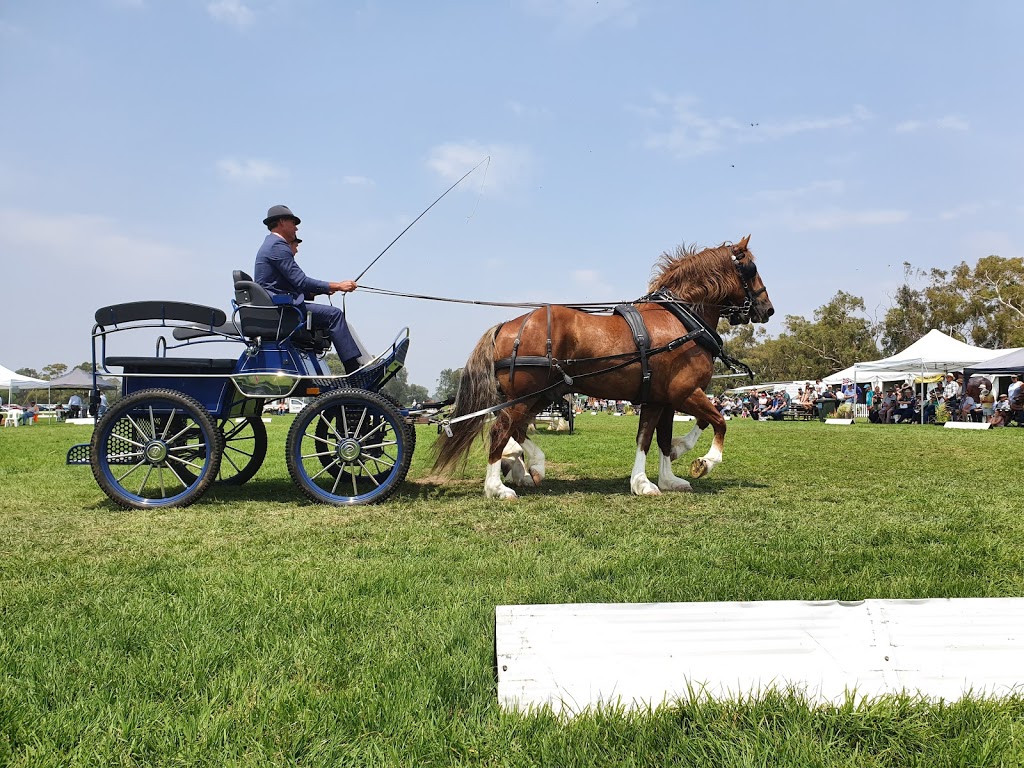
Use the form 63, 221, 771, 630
738, 234, 751, 250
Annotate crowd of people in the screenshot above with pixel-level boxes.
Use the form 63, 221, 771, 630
711, 380, 851, 420
866, 372, 1023, 426
705, 373, 1024, 426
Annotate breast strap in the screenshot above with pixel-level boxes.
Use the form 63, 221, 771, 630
613, 304, 653, 403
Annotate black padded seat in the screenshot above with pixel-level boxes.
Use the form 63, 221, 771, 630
105, 356, 238, 375
231, 268, 330, 353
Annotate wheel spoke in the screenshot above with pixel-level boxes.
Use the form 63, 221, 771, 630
110, 432, 146, 451
165, 454, 206, 473
159, 408, 178, 440
138, 464, 155, 496
163, 420, 194, 446
358, 419, 388, 443
115, 458, 148, 483
126, 414, 150, 441
355, 458, 381, 487
308, 458, 342, 482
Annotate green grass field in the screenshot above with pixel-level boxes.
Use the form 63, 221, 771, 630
2, 415, 1023, 766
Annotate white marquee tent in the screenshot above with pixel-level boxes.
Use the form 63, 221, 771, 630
0, 363, 49, 405
823, 330, 1010, 386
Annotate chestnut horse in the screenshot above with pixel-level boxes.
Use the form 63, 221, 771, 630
433, 236, 774, 499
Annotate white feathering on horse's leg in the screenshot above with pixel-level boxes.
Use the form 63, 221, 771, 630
521, 438, 545, 486
670, 423, 703, 460
484, 460, 518, 499
500, 438, 530, 486
630, 447, 660, 496
657, 451, 693, 492
690, 444, 723, 479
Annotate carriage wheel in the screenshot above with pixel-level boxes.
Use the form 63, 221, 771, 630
90, 388, 222, 509
311, 391, 416, 484
215, 416, 267, 485
287, 389, 411, 505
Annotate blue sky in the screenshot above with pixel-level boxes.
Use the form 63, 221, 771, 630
2, 1, 1022, 391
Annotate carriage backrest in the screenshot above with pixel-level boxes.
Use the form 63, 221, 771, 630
95, 301, 227, 328
233, 273, 303, 341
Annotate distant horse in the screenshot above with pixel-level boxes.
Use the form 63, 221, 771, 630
434, 235, 775, 498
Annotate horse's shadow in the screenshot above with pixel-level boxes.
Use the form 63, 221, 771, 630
401, 475, 768, 500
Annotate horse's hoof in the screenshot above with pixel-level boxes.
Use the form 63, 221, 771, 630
690, 459, 708, 479
485, 485, 519, 500
529, 468, 544, 486
630, 478, 661, 496
658, 478, 693, 493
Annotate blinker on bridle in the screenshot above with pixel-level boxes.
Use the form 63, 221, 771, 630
728, 245, 767, 322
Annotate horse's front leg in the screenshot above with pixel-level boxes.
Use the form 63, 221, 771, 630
654, 407, 692, 492
630, 404, 662, 495
677, 390, 726, 479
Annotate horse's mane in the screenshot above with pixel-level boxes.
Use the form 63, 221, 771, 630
648, 242, 745, 306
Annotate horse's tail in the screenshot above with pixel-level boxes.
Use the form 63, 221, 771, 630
433, 325, 502, 474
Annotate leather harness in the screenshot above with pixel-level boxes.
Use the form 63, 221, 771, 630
493, 289, 746, 404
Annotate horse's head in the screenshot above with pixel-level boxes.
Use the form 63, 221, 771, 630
725, 235, 774, 325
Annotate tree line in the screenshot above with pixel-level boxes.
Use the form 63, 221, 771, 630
720, 254, 1024, 385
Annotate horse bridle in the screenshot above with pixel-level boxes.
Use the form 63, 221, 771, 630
727, 245, 767, 323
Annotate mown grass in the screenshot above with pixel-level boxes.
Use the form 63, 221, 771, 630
2, 416, 1023, 766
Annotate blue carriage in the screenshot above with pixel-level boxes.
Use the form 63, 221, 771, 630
68, 271, 412, 509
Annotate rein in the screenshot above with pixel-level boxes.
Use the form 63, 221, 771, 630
358, 285, 752, 315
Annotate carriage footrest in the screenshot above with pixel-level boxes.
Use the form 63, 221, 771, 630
312, 335, 410, 393
67, 443, 92, 465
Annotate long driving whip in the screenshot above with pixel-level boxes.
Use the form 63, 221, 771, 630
354, 156, 490, 282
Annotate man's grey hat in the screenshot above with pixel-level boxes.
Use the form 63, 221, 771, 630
263, 204, 300, 226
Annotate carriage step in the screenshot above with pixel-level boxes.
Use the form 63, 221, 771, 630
67, 443, 91, 465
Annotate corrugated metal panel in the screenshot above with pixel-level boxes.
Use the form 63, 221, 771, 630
495, 599, 1024, 714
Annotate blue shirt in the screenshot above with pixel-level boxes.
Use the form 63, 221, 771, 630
253, 234, 330, 305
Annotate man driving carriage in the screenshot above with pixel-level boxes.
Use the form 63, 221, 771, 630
254, 204, 363, 373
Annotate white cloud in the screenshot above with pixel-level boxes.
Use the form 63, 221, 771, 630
749, 180, 846, 203
216, 157, 286, 183
207, 0, 254, 27
642, 95, 871, 159
937, 114, 970, 132
939, 203, 984, 221
342, 175, 373, 186
895, 115, 969, 134
0, 209, 195, 278
0, 208, 213, 370
519, 0, 639, 29
894, 120, 922, 133
787, 208, 909, 232
427, 141, 533, 195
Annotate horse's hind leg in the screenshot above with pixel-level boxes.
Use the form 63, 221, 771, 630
654, 407, 692, 492
484, 403, 535, 499
630, 404, 662, 495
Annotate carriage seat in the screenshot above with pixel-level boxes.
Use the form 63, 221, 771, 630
232, 270, 331, 353
105, 356, 238, 375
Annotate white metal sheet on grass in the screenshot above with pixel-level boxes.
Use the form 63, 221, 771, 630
495, 599, 1024, 714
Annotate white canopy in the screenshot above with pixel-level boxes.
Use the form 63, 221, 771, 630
0, 364, 48, 389
0, 364, 49, 404
823, 330, 1010, 386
